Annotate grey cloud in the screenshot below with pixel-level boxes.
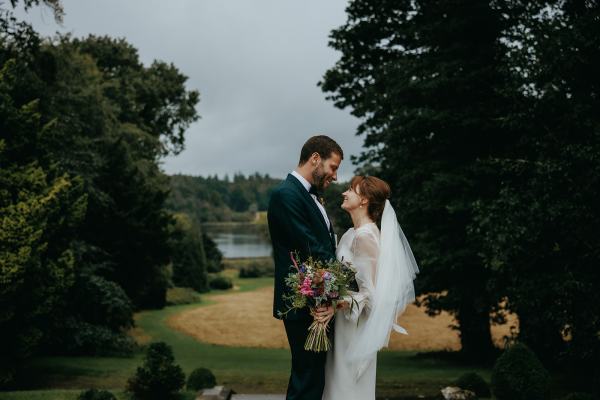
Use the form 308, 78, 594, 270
15, 0, 363, 182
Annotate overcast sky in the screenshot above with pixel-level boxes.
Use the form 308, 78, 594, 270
14, 0, 363, 182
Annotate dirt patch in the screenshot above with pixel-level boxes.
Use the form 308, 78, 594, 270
129, 314, 153, 345
168, 286, 517, 350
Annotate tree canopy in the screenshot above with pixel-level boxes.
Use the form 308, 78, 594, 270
322, 0, 600, 377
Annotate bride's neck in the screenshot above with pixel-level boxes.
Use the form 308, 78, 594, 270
350, 209, 373, 229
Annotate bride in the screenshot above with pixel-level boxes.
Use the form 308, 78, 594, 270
321, 176, 419, 400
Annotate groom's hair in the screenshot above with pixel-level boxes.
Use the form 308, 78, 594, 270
299, 135, 344, 165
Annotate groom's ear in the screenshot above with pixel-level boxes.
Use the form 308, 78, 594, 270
310, 152, 321, 166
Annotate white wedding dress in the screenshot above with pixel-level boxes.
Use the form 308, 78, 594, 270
322, 222, 380, 400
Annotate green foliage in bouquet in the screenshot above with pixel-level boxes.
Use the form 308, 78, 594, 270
279, 253, 358, 351
279, 253, 356, 318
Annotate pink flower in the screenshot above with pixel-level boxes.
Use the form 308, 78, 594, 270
299, 277, 313, 296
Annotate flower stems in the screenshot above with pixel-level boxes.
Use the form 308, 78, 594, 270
304, 316, 331, 352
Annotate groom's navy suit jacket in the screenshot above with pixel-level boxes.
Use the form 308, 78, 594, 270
268, 173, 336, 321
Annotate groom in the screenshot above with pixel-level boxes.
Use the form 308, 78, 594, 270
268, 135, 343, 400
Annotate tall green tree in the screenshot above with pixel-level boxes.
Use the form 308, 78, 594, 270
38, 35, 200, 308
473, 0, 600, 382
1, 1, 201, 383
169, 213, 209, 292
321, 0, 517, 360
0, 35, 87, 383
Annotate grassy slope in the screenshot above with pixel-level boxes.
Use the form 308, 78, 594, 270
0, 269, 492, 399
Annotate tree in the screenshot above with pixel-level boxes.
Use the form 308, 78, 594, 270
473, 0, 600, 384
321, 0, 516, 361
202, 233, 223, 273
126, 342, 185, 400
39, 35, 200, 308
1, 4, 201, 383
0, 29, 87, 382
169, 213, 209, 292
7, 0, 63, 22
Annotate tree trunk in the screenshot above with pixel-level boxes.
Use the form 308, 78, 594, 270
456, 295, 495, 363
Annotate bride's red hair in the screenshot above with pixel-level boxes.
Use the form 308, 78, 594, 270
350, 175, 391, 228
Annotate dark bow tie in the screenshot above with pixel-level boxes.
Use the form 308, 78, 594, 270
309, 185, 321, 197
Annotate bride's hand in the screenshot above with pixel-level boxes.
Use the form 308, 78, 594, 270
336, 300, 350, 310
314, 305, 334, 324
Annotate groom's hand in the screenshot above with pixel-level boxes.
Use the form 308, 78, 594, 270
314, 305, 334, 324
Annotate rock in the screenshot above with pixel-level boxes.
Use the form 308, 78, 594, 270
441, 386, 477, 400
196, 385, 233, 400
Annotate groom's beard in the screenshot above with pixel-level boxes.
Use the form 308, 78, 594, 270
312, 167, 327, 192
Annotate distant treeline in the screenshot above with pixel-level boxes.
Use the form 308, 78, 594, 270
166, 173, 281, 224
166, 173, 354, 235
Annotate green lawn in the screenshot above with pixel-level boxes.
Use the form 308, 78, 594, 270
0, 268, 493, 399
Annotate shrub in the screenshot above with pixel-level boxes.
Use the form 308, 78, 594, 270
561, 393, 594, 400
491, 342, 550, 400
166, 287, 202, 306
203, 233, 224, 272
237, 259, 274, 278
51, 318, 135, 356
73, 274, 134, 331
77, 389, 117, 400
186, 367, 217, 391
239, 264, 261, 278
170, 214, 209, 292
209, 275, 233, 290
455, 372, 490, 398
126, 342, 185, 400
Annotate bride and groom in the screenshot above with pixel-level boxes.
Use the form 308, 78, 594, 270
267, 135, 419, 400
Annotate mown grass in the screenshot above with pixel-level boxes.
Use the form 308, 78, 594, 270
0, 265, 493, 399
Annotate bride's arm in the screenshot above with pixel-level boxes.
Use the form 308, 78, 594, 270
340, 230, 378, 322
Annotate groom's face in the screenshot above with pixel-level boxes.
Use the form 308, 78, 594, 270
312, 152, 341, 191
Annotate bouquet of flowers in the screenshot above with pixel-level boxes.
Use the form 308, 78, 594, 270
278, 251, 357, 352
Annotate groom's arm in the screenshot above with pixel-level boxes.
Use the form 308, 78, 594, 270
269, 188, 334, 261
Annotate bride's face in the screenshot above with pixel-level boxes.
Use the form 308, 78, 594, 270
341, 184, 366, 211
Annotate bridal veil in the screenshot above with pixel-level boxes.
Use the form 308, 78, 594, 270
348, 199, 419, 379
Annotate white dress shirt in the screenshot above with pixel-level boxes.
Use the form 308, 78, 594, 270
291, 170, 331, 230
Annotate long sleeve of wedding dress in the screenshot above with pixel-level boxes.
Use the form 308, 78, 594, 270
323, 223, 380, 400
342, 229, 379, 323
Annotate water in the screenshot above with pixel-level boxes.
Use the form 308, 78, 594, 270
202, 223, 272, 259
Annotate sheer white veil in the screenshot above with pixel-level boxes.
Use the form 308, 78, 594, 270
347, 199, 419, 379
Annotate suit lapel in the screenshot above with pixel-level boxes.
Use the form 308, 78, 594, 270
286, 174, 330, 233
328, 218, 336, 249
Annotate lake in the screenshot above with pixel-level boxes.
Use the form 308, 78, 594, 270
202, 223, 272, 259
